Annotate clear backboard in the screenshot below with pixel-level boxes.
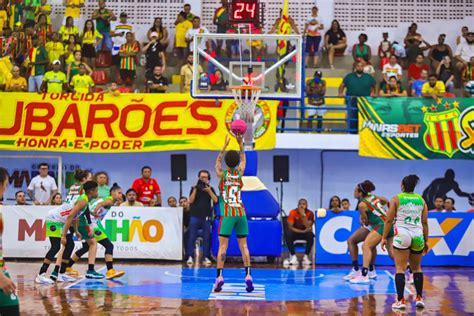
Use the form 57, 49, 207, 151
191, 32, 303, 100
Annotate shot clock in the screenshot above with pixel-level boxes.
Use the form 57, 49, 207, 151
228, 0, 263, 24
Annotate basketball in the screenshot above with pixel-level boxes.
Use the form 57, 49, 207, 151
231, 119, 247, 135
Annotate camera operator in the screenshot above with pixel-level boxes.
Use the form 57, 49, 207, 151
186, 170, 218, 266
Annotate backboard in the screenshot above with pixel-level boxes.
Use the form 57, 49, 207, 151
191, 32, 303, 100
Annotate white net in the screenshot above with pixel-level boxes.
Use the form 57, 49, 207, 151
231, 86, 261, 150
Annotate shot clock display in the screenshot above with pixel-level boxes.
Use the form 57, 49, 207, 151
228, 0, 262, 24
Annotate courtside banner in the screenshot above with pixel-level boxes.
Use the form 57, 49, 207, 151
0, 92, 277, 152
1, 205, 183, 260
358, 97, 474, 160
315, 212, 474, 266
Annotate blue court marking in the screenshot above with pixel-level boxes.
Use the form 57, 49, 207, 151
68, 266, 396, 301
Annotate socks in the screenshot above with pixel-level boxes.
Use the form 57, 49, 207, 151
88, 264, 94, 272
245, 266, 251, 277
352, 260, 359, 271
39, 263, 50, 275
53, 265, 60, 273
361, 267, 368, 277
395, 273, 406, 301
216, 268, 223, 278
369, 264, 374, 272
413, 272, 423, 297
60, 262, 68, 274
106, 261, 113, 271
407, 265, 412, 274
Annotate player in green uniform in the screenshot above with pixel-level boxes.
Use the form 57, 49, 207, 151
382, 175, 429, 310
0, 167, 20, 315
213, 134, 253, 293
67, 184, 125, 280
350, 180, 394, 284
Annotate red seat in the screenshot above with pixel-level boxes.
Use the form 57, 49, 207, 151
95, 50, 112, 68
93, 87, 104, 93
92, 70, 109, 85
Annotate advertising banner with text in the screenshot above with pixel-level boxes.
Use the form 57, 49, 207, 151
358, 97, 474, 160
2, 205, 183, 260
316, 212, 474, 266
0, 92, 277, 152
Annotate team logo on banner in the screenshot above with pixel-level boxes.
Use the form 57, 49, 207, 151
458, 106, 474, 154
225, 100, 272, 139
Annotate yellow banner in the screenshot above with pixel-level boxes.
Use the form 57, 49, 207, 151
0, 92, 277, 153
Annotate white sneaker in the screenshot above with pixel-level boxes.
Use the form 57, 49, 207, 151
343, 268, 360, 280
349, 275, 370, 284
186, 256, 193, 265
368, 269, 377, 279
35, 273, 54, 285
289, 255, 298, 265
302, 255, 312, 266
59, 273, 76, 282
56, 273, 65, 283
203, 257, 212, 266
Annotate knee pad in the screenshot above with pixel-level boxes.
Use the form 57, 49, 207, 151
100, 239, 114, 256
75, 242, 90, 258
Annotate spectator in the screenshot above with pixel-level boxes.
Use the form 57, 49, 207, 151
59, 16, 79, 42
167, 196, 177, 207
23, 0, 41, 23
179, 196, 191, 259
436, 56, 456, 94
142, 32, 166, 79
132, 166, 162, 206
304, 6, 324, 68
186, 16, 210, 55
92, 0, 116, 51
429, 34, 453, 70
64, 35, 82, 65
352, 33, 371, 66
50, 192, 62, 205
444, 197, 456, 212
120, 188, 144, 207
430, 196, 445, 212
338, 61, 376, 133
305, 70, 326, 132
455, 32, 474, 73
324, 19, 347, 69
5, 65, 27, 92
41, 60, 67, 93
26, 35, 49, 92
210, 69, 228, 91
422, 74, 446, 99
147, 17, 169, 49
391, 41, 407, 60
182, 3, 195, 22
146, 65, 168, 93
174, 11, 192, 59
341, 198, 351, 211
456, 26, 469, 45
382, 55, 402, 82
15, 190, 29, 205
35, 13, 51, 44
1, 27, 15, 59
360, 59, 375, 76
63, 0, 84, 26
404, 23, 422, 46
107, 81, 132, 95
378, 32, 392, 66
329, 195, 342, 213
67, 51, 92, 83
180, 52, 202, 93
276, 73, 289, 131
81, 19, 102, 68
378, 76, 407, 97
269, 9, 299, 35
70, 63, 94, 93
0, 2, 7, 31
23, 21, 36, 53
45, 32, 64, 65
405, 34, 430, 66
187, 170, 218, 266
213, 0, 229, 56
408, 54, 429, 86
27, 163, 58, 205
110, 12, 133, 79
119, 32, 139, 89
412, 69, 429, 97
283, 198, 314, 266
462, 56, 474, 96
94, 171, 109, 199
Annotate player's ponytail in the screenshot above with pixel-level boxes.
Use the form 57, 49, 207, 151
74, 168, 90, 182
357, 180, 375, 197
402, 174, 420, 193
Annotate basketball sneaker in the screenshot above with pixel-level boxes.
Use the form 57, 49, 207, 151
368, 269, 377, 279
349, 275, 370, 284
106, 269, 125, 280
302, 255, 312, 266
415, 295, 425, 308
35, 273, 54, 285
245, 275, 254, 293
289, 255, 298, 266
186, 257, 193, 265
213, 276, 224, 292
50, 271, 63, 282
392, 298, 407, 310
66, 267, 79, 277
86, 270, 105, 279
343, 268, 360, 280
203, 258, 212, 266
59, 273, 76, 282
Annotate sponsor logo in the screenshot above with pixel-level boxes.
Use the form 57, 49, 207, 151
225, 100, 271, 139
361, 121, 421, 138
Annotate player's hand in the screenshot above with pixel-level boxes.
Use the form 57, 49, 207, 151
75, 231, 82, 241
61, 235, 67, 246
0, 274, 16, 295
235, 133, 244, 144
422, 242, 429, 255
381, 238, 387, 251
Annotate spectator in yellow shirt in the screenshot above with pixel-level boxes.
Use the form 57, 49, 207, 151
63, 34, 82, 65
0, 3, 8, 31
45, 32, 64, 64
175, 11, 192, 59
36, 0, 52, 26
63, 0, 84, 25
422, 74, 446, 99
41, 60, 67, 93
81, 19, 103, 68
59, 16, 80, 42
70, 63, 95, 93
5, 65, 27, 92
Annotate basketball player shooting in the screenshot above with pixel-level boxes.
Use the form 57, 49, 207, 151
214, 133, 253, 293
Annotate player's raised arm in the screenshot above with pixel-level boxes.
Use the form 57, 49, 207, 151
216, 135, 230, 178
236, 134, 246, 175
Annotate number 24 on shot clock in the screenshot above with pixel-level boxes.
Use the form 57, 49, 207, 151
228, 0, 261, 24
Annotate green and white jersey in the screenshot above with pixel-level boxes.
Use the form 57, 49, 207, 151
396, 193, 425, 229
88, 196, 113, 224
47, 194, 90, 223
65, 182, 83, 205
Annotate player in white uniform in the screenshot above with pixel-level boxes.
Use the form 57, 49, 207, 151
382, 174, 429, 310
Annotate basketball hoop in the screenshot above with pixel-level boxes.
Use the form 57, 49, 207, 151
231, 85, 261, 150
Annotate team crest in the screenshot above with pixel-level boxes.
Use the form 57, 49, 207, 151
225, 100, 271, 139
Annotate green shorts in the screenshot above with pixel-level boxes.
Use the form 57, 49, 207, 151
46, 220, 64, 238
371, 217, 394, 238
218, 216, 248, 238
78, 217, 108, 242
0, 271, 19, 307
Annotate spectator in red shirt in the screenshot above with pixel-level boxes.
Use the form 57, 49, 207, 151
283, 198, 314, 266
131, 166, 162, 206
408, 54, 429, 94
